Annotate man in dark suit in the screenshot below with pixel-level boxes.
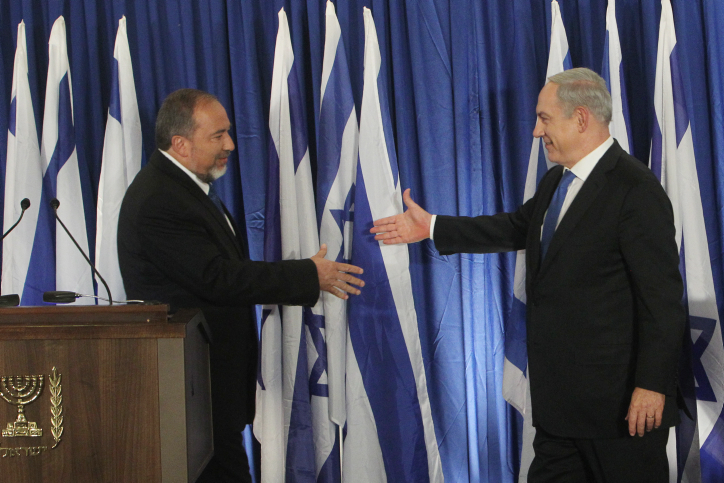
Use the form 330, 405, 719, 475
117, 89, 364, 483
371, 68, 684, 482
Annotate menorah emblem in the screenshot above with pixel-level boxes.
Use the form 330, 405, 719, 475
0, 375, 44, 437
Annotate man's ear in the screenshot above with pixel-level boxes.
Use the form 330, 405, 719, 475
575, 107, 589, 133
171, 135, 189, 157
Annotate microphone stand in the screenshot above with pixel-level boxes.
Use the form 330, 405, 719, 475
50, 199, 113, 305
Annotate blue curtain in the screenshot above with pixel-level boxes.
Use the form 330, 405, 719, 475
1, 1, 722, 481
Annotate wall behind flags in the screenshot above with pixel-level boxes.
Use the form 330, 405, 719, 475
0, 0, 722, 481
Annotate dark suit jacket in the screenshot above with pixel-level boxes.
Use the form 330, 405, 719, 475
118, 150, 320, 429
434, 141, 685, 439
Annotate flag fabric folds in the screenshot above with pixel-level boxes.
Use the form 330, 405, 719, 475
650, 2, 724, 482
254, 8, 339, 482
342, 7, 443, 482
318, 0, 358, 430
2, 21, 43, 302
504, 1, 571, 480
95, 15, 142, 304
21, 16, 94, 305
601, 0, 633, 154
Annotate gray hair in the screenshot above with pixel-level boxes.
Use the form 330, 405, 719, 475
155, 88, 219, 150
548, 68, 612, 124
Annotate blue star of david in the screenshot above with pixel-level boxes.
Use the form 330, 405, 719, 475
690, 315, 718, 402
304, 308, 329, 398
329, 185, 355, 264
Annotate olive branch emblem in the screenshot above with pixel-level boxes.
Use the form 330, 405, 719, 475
48, 367, 63, 448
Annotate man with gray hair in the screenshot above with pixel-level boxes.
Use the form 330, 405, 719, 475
371, 68, 684, 482
118, 89, 364, 482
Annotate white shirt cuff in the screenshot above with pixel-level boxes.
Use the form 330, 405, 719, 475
429, 214, 437, 240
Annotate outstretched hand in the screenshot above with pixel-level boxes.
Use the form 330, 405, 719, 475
370, 189, 432, 245
311, 244, 364, 300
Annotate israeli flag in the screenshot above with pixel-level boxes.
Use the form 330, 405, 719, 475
504, 2, 571, 480
2, 21, 42, 301
254, 8, 337, 482
650, 2, 724, 482
601, 0, 633, 154
95, 16, 142, 304
22, 16, 94, 305
343, 8, 443, 482
318, 0, 358, 432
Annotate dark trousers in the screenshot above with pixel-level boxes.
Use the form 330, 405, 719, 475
196, 426, 252, 483
528, 426, 670, 483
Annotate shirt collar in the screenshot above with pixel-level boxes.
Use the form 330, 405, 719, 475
160, 149, 210, 195
567, 136, 614, 181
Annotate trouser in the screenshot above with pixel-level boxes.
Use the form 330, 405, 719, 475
528, 425, 669, 483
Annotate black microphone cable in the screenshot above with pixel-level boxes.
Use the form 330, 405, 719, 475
50, 198, 114, 305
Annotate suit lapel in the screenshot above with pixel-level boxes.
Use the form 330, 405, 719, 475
151, 151, 244, 258
536, 142, 622, 278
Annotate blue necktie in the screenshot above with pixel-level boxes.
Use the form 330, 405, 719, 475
208, 182, 225, 215
540, 169, 576, 261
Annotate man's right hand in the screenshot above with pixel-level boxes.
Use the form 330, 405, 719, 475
370, 189, 432, 245
311, 245, 364, 300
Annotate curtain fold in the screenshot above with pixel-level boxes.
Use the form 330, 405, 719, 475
1, 1, 722, 481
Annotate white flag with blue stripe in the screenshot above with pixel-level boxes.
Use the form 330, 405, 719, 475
343, 8, 443, 482
650, 2, 724, 482
34, 16, 94, 304
601, 0, 632, 154
318, 0, 358, 432
95, 15, 142, 304
505, 2, 571, 480
254, 8, 337, 482
2, 20, 43, 301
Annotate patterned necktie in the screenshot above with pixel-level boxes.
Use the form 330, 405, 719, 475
540, 169, 576, 261
208, 182, 225, 215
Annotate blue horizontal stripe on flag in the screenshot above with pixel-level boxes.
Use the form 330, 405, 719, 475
109, 57, 121, 123
288, 63, 308, 173
650, 115, 663, 180
669, 45, 689, 147
9, 96, 16, 136
286, 319, 316, 482
317, 41, 355, 225
349, 167, 429, 482
506, 297, 528, 375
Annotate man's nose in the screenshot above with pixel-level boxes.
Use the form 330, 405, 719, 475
533, 119, 544, 138
224, 132, 235, 152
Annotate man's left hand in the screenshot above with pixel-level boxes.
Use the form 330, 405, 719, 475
625, 387, 665, 437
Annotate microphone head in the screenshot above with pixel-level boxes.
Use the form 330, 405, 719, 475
50, 198, 60, 210
20, 198, 30, 210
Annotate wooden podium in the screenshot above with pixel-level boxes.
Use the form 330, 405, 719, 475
0, 305, 213, 482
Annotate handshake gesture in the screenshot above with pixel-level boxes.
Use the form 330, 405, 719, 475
314, 189, 430, 299
369, 189, 432, 245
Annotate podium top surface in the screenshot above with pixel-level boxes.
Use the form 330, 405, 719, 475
0, 305, 198, 340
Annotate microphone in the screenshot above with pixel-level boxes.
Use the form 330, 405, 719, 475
2, 198, 31, 239
49, 198, 114, 305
